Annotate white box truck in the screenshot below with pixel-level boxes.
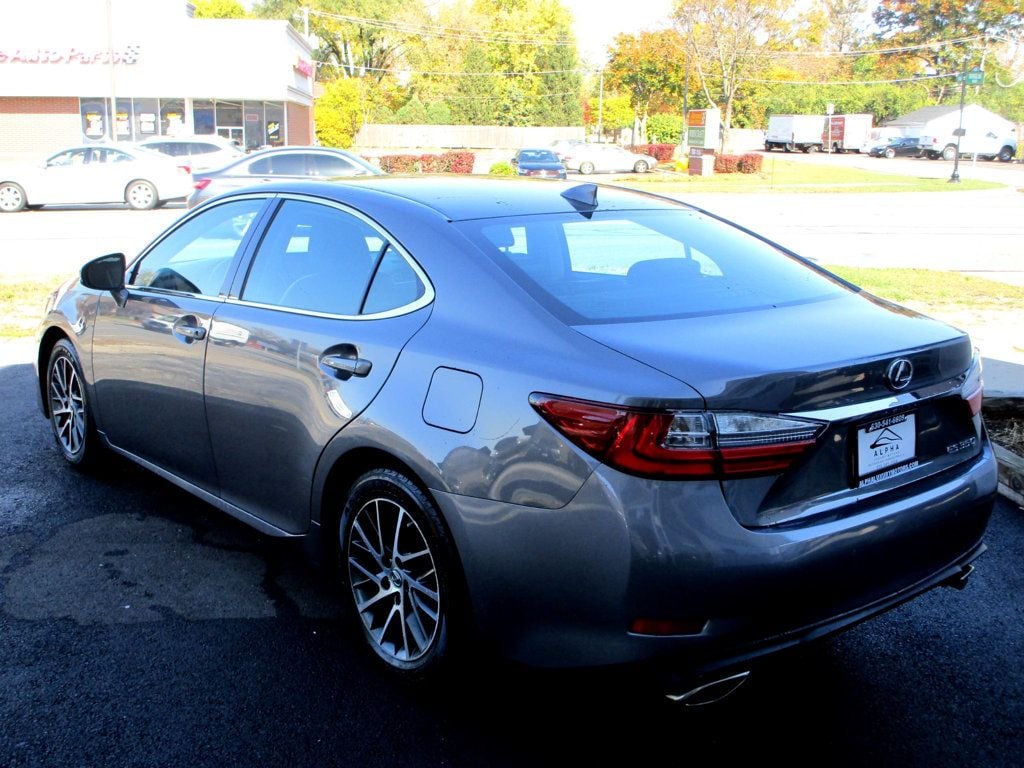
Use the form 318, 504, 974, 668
825, 113, 874, 153
764, 115, 827, 153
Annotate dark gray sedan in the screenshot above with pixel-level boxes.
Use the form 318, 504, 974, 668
36, 178, 996, 700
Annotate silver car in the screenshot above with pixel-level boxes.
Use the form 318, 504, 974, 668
37, 178, 995, 698
561, 143, 658, 175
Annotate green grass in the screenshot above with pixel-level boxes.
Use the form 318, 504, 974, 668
618, 158, 1004, 193
0, 281, 54, 338
822, 265, 1024, 309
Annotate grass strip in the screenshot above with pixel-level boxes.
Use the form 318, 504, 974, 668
821, 265, 1024, 309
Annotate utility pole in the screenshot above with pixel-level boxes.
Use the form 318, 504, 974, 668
106, 0, 117, 141
949, 55, 968, 183
680, 52, 689, 157
597, 70, 604, 143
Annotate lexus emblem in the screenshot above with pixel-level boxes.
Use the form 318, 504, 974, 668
885, 358, 914, 390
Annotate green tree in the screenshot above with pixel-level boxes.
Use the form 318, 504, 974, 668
193, 0, 246, 18
606, 30, 687, 143
314, 77, 363, 146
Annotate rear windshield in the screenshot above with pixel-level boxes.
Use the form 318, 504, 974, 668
455, 209, 848, 324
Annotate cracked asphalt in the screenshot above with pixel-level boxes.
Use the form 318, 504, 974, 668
1, 342, 1023, 767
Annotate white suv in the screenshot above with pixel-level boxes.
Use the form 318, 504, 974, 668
137, 136, 245, 172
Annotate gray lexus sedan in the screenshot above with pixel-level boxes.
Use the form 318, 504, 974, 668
36, 178, 996, 701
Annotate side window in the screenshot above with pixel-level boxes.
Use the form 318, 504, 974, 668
309, 153, 358, 176
241, 200, 382, 315
363, 247, 426, 314
195, 143, 221, 154
99, 149, 133, 164
130, 199, 264, 296
47, 149, 88, 167
248, 154, 307, 175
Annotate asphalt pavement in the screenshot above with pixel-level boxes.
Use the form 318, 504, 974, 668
1, 341, 1023, 767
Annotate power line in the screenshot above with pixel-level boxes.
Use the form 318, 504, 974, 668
747, 72, 959, 85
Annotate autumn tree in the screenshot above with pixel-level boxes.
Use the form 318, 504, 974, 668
606, 30, 687, 143
193, 0, 246, 18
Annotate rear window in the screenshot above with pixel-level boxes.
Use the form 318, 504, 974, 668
456, 210, 847, 324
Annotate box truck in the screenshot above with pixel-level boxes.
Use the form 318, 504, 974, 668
764, 115, 827, 153
825, 113, 874, 153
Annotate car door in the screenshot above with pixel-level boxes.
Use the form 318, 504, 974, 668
37, 148, 93, 204
90, 197, 270, 491
203, 196, 433, 533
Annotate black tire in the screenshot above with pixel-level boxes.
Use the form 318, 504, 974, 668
46, 339, 101, 467
339, 468, 459, 676
783, 143, 794, 153
764, 142, 772, 152
0, 181, 27, 213
942, 145, 957, 162
805, 144, 818, 153
998, 146, 1014, 162
633, 160, 649, 173
884, 148, 895, 159
125, 180, 158, 210
579, 161, 595, 175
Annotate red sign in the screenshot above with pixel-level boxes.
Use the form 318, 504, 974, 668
294, 57, 314, 78
0, 45, 141, 65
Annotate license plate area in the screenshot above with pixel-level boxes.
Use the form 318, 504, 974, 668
856, 412, 918, 487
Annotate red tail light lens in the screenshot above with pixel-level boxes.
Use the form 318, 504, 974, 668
962, 355, 983, 416
529, 394, 824, 480
193, 178, 212, 190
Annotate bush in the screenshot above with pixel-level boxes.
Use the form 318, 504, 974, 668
443, 151, 475, 174
379, 154, 419, 173
489, 162, 516, 176
714, 154, 740, 173
646, 114, 683, 145
634, 143, 676, 163
419, 154, 447, 173
737, 153, 763, 174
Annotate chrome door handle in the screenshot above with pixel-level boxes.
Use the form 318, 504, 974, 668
173, 322, 206, 341
321, 354, 372, 378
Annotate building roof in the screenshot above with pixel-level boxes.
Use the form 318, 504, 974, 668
883, 105, 961, 126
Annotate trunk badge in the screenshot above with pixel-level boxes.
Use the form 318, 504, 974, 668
885, 358, 914, 390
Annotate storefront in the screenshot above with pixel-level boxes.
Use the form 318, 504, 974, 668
0, 0, 315, 162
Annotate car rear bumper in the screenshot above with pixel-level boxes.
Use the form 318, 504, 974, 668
435, 441, 997, 669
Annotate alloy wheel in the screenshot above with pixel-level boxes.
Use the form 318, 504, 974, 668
347, 496, 441, 664
49, 353, 86, 458
0, 183, 26, 212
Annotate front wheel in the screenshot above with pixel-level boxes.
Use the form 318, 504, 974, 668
0, 182, 27, 212
578, 161, 595, 175
125, 180, 158, 210
46, 339, 100, 467
884, 148, 895, 159
633, 160, 649, 173
340, 468, 457, 675
941, 145, 957, 162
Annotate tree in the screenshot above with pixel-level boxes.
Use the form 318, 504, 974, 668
674, 0, 794, 147
586, 93, 635, 138
606, 30, 687, 143
193, 0, 246, 18
314, 77, 363, 147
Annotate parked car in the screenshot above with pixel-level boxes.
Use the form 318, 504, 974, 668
188, 146, 383, 207
511, 148, 566, 179
137, 136, 245, 173
562, 143, 658, 174
548, 139, 587, 161
37, 178, 995, 700
868, 137, 924, 159
0, 144, 193, 212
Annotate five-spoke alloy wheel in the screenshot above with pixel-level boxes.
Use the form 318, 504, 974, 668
46, 339, 97, 465
341, 469, 454, 673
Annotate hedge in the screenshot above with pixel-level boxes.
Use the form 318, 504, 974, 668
713, 154, 740, 173
737, 153, 763, 173
379, 151, 475, 174
633, 143, 675, 163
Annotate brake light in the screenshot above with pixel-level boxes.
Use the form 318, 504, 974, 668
962, 356, 983, 416
178, 165, 191, 175
193, 178, 212, 190
530, 394, 824, 480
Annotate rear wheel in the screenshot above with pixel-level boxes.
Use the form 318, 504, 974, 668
0, 182, 27, 212
633, 160, 649, 173
46, 339, 101, 467
340, 468, 457, 675
578, 161, 595, 175
125, 180, 158, 210
783, 143, 794, 153
941, 145, 957, 162
998, 146, 1014, 162
764, 142, 772, 152
805, 144, 818, 153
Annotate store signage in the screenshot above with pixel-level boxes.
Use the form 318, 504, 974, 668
0, 44, 141, 65
686, 108, 721, 150
294, 57, 314, 78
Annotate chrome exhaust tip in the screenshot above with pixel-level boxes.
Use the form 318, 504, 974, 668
943, 563, 974, 591
665, 670, 750, 706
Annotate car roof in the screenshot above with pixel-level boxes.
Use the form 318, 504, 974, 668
255, 177, 687, 221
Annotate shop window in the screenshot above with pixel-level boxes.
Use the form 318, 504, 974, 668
161, 98, 186, 136
115, 99, 134, 142
194, 99, 215, 135
134, 98, 160, 138
243, 102, 265, 151
80, 98, 108, 140
265, 102, 284, 147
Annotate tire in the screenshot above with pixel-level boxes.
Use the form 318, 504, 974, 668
0, 182, 27, 213
633, 160, 649, 173
942, 145, 957, 162
783, 143, 794, 153
805, 144, 818, 153
764, 143, 772, 152
340, 468, 458, 675
884, 148, 895, 159
125, 180, 158, 210
46, 339, 101, 467
578, 161, 595, 175
998, 146, 1014, 162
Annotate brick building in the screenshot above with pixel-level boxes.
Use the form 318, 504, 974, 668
0, 0, 315, 163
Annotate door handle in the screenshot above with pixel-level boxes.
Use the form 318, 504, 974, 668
172, 318, 206, 342
320, 353, 372, 378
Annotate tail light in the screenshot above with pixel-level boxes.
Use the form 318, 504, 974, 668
530, 394, 824, 480
193, 178, 212, 190
177, 165, 192, 175
962, 355, 983, 416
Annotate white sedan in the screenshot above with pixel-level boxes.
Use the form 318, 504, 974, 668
561, 143, 659, 175
0, 145, 193, 212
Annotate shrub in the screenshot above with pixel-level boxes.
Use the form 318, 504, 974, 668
714, 154, 740, 173
634, 143, 676, 163
379, 154, 419, 173
737, 153, 763, 174
646, 114, 683, 145
489, 161, 516, 176
419, 154, 448, 173
443, 151, 475, 174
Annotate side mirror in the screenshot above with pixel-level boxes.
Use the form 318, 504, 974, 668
81, 253, 128, 307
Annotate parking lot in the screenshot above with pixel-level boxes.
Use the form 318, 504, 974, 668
1, 173, 1023, 765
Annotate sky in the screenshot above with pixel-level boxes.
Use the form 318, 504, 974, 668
558, 0, 675, 65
